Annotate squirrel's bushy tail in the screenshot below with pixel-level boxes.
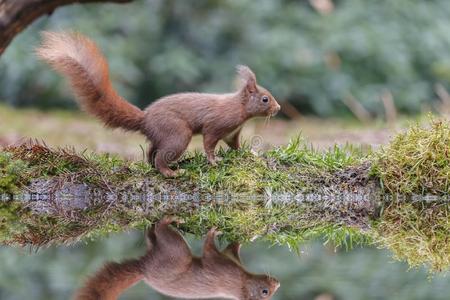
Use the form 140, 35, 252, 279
36, 31, 144, 132
74, 259, 144, 300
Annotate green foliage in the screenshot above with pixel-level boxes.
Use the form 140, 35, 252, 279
2, 0, 450, 116
373, 119, 450, 194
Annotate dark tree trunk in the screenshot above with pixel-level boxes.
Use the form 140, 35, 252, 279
0, 0, 133, 55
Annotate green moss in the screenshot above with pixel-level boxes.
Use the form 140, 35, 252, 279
373, 119, 450, 194
8, 121, 450, 196
179, 147, 296, 193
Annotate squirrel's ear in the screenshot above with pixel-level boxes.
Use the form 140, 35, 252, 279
222, 242, 241, 263
236, 65, 257, 94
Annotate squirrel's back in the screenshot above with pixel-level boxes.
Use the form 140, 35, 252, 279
36, 31, 144, 132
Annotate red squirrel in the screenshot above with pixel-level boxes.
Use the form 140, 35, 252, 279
36, 32, 281, 177
74, 217, 280, 300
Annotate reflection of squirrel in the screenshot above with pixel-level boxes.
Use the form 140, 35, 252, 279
36, 32, 281, 177
74, 217, 280, 300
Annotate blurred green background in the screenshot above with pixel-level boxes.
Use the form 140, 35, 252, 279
3, 0, 450, 117
2, 0, 450, 299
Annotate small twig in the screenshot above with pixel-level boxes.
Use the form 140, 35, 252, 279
342, 93, 373, 124
434, 83, 450, 115
380, 89, 397, 126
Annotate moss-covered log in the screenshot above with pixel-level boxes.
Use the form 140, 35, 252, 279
1, 119, 450, 272
0, 140, 377, 245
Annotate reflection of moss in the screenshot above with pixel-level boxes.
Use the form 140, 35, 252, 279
373, 119, 450, 194
176, 202, 371, 251
0, 202, 30, 243
5, 194, 450, 273
373, 200, 450, 272
1, 198, 370, 253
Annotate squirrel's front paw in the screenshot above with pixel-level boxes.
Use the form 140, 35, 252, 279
174, 169, 186, 176
208, 227, 223, 238
161, 168, 185, 177
208, 157, 222, 166
250, 149, 259, 156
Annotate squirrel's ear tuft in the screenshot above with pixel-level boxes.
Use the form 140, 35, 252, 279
236, 65, 257, 94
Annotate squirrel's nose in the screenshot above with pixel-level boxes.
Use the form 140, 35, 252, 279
274, 103, 281, 114
270, 103, 281, 117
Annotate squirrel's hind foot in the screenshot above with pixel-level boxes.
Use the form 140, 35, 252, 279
159, 168, 185, 178
159, 215, 185, 225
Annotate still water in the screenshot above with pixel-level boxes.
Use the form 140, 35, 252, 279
0, 191, 449, 300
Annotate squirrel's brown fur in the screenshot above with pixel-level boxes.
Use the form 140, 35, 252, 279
74, 259, 143, 300
74, 217, 280, 300
36, 32, 281, 177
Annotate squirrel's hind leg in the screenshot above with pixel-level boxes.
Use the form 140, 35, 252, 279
203, 134, 221, 165
153, 217, 192, 262
154, 146, 187, 177
155, 141, 190, 177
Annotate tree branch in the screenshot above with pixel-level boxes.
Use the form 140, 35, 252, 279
0, 0, 133, 55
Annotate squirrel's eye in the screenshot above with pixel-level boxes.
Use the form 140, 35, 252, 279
262, 288, 269, 296
262, 96, 269, 103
